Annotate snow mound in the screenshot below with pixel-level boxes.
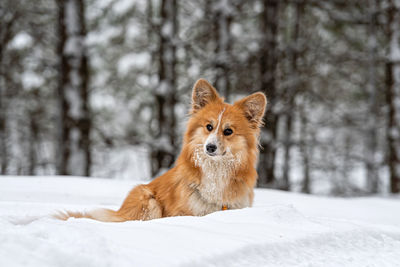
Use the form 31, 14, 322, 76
0, 177, 399, 267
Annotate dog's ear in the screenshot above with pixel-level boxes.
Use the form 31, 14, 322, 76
234, 92, 267, 128
191, 79, 221, 112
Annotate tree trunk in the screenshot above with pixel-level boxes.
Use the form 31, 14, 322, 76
28, 110, 40, 175
281, 1, 303, 191
0, 87, 7, 175
151, 0, 178, 177
300, 105, 311, 194
386, 0, 400, 194
0, 7, 17, 175
0, 61, 7, 174
258, 0, 280, 187
212, 0, 233, 100
365, 0, 380, 194
56, 0, 91, 176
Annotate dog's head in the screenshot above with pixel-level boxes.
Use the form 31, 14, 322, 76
184, 79, 267, 171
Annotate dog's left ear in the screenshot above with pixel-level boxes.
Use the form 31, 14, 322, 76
234, 92, 267, 128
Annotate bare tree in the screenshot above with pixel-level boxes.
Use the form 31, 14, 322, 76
56, 0, 91, 176
258, 0, 280, 187
211, 0, 234, 100
151, 0, 178, 177
280, 1, 304, 190
365, 0, 380, 193
386, 0, 400, 193
0, 1, 20, 174
0, 86, 6, 175
299, 101, 312, 193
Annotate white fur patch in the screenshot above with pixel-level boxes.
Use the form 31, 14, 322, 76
190, 145, 243, 215
215, 108, 225, 132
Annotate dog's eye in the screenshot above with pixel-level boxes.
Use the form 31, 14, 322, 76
223, 128, 233, 136
206, 124, 213, 131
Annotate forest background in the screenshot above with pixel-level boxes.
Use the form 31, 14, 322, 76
1, 0, 400, 196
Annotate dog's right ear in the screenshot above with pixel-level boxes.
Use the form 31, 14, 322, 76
191, 78, 221, 112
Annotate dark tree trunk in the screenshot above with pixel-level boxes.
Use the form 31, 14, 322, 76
212, 0, 233, 100
281, 114, 292, 191
365, 0, 380, 194
151, 0, 178, 177
0, 33, 4, 174
386, 0, 400, 193
0, 67, 7, 174
258, 0, 280, 187
300, 106, 311, 194
281, 1, 303, 191
28, 111, 39, 175
0, 6, 18, 175
56, 0, 91, 176
0, 89, 7, 175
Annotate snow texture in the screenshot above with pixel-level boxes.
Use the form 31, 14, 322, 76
21, 71, 45, 89
112, 0, 135, 16
8, 32, 33, 50
117, 52, 151, 76
1, 177, 400, 267
65, 0, 80, 35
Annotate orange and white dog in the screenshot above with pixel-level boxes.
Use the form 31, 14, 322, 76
56, 79, 267, 222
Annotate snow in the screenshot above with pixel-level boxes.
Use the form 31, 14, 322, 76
162, 22, 174, 37
21, 71, 45, 89
65, 0, 80, 35
65, 86, 83, 119
64, 37, 84, 57
117, 52, 151, 76
155, 80, 170, 96
1, 176, 400, 267
8, 32, 33, 50
113, 0, 135, 15
86, 26, 122, 46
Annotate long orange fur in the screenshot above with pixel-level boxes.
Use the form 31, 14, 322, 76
55, 79, 267, 222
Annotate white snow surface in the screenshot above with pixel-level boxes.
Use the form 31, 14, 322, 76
1, 176, 400, 267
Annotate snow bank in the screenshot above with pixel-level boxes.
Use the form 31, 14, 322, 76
0, 177, 399, 267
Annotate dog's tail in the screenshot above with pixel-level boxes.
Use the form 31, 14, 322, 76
53, 185, 163, 222
53, 208, 128, 222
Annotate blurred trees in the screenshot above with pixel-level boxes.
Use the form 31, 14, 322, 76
0, 0, 57, 175
0, 0, 400, 195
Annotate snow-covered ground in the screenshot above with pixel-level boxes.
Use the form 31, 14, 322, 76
1, 177, 399, 267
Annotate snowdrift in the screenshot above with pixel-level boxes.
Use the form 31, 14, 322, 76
1, 177, 399, 267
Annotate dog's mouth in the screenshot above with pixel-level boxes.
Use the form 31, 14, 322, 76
206, 151, 217, 156
205, 150, 226, 157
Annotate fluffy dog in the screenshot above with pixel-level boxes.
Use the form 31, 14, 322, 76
56, 78, 267, 222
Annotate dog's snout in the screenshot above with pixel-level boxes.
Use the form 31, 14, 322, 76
206, 143, 217, 154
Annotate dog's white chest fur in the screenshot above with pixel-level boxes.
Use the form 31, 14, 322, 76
188, 173, 228, 216
189, 149, 250, 216
199, 162, 230, 202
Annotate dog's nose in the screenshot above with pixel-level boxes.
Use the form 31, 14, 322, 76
206, 143, 217, 154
